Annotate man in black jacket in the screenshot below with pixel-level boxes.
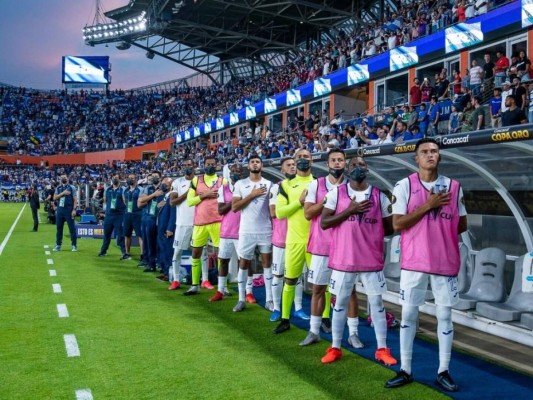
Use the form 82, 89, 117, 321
29, 183, 40, 232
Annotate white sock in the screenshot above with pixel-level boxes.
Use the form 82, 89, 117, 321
228, 252, 238, 282
171, 249, 182, 282
272, 276, 284, 311
201, 249, 209, 282
294, 277, 303, 310
369, 295, 387, 349
309, 315, 322, 335
436, 305, 454, 374
263, 267, 273, 302
347, 317, 359, 337
332, 293, 349, 349
237, 269, 247, 302
400, 305, 419, 375
218, 276, 227, 294
246, 276, 253, 295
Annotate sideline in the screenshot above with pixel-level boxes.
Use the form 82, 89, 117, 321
0, 203, 26, 256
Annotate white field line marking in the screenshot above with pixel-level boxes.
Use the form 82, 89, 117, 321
52, 284, 62, 293
0, 203, 26, 256
47, 259, 54, 265
75, 389, 93, 400
49, 270, 57, 277
57, 304, 69, 318
64, 334, 80, 357
45, 251, 51, 255
44, 245, 49, 249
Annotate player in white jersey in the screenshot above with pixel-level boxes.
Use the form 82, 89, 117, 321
231, 154, 273, 312
168, 159, 208, 290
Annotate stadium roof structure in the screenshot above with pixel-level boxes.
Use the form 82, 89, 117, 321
84, 0, 393, 87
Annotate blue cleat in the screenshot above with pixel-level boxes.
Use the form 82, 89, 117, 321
293, 308, 310, 320
270, 310, 281, 322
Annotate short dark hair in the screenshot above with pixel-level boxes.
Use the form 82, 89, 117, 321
280, 157, 293, 166
205, 155, 217, 163
248, 153, 262, 163
152, 170, 162, 177
327, 148, 345, 161
414, 137, 440, 153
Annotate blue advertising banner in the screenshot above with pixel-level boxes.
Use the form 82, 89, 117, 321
390, 46, 418, 72
445, 22, 483, 53
313, 78, 332, 97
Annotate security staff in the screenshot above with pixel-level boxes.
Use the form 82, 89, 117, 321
98, 174, 127, 258
53, 174, 78, 252
29, 182, 40, 232
122, 174, 143, 260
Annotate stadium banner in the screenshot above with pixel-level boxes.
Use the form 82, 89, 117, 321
230, 112, 239, 125
216, 118, 225, 130
62, 56, 110, 84
313, 78, 331, 97
184, 131, 191, 141
204, 122, 212, 134
390, 46, 418, 72
245, 105, 256, 119
445, 22, 483, 53
523, 0, 533, 27
175, 133, 182, 143
76, 224, 105, 239
264, 97, 277, 113
347, 64, 370, 86
286, 89, 301, 106
193, 127, 201, 138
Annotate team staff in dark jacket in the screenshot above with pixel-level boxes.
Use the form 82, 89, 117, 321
53, 174, 78, 252
156, 177, 176, 281
98, 174, 127, 258
29, 183, 40, 232
122, 173, 144, 261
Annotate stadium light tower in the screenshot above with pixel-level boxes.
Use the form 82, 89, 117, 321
82, 10, 148, 47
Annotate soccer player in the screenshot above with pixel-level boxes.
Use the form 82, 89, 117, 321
52, 174, 78, 252
273, 148, 315, 334
98, 174, 126, 258
184, 156, 223, 295
385, 138, 467, 392
122, 173, 143, 260
209, 164, 243, 301
320, 156, 397, 365
231, 155, 273, 312
270, 158, 308, 322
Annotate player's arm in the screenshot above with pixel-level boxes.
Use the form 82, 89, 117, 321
383, 216, 394, 236
232, 184, 267, 212
170, 190, 187, 206
393, 187, 450, 231
186, 177, 202, 207
321, 191, 370, 229
275, 183, 303, 219
458, 216, 468, 234
72, 188, 78, 211
217, 186, 231, 215
303, 181, 322, 220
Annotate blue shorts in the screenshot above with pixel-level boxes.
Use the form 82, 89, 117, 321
124, 213, 142, 237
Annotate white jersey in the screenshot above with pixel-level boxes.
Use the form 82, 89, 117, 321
324, 184, 391, 217
269, 183, 279, 207
305, 176, 348, 204
233, 177, 272, 234
392, 175, 467, 216
171, 176, 194, 226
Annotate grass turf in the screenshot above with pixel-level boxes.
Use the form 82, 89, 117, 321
0, 203, 448, 399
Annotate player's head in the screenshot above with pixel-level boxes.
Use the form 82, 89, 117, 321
151, 170, 162, 185
294, 148, 312, 172
204, 156, 217, 175
182, 158, 195, 176
327, 148, 346, 179
348, 156, 368, 183
414, 138, 441, 167
248, 153, 262, 173
230, 163, 244, 183
281, 157, 296, 179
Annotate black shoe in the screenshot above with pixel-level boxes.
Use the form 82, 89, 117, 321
120, 254, 132, 261
320, 318, 332, 334
143, 267, 156, 273
98, 252, 107, 257
273, 319, 290, 334
436, 370, 458, 392
384, 370, 414, 389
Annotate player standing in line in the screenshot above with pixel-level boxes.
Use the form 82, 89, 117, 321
320, 156, 397, 365
231, 155, 273, 312
273, 148, 315, 334
385, 138, 467, 392
209, 164, 243, 301
269, 158, 308, 322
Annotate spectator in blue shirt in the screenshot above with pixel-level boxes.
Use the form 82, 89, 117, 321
489, 88, 503, 128
403, 125, 424, 141
417, 103, 429, 136
428, 96, 441, 137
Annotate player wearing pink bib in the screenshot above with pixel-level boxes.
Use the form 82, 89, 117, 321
385, 138, 467, 392
320, 156, 396, 365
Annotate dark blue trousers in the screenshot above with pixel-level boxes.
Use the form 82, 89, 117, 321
100, 213, 125, 255
56, 209, 77, 246
141, 217, 157, 268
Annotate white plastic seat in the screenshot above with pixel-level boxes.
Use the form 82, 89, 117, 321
476, 254, 533, 322
453, 247, 506, 311
457, 242, 473, 294
519, 313, 533, 330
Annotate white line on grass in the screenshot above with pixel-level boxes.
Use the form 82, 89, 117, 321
63, 334, 80, 357
57, 304, 69, 318
49, 270, 57, 277
45, 250, 51, 255
0, 203, 26, 256
44, 245, 49, 249
75, 389, 93, 400
47, 259, 54, 265
52, 284, 62, 293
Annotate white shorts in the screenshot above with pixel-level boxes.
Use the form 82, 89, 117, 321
329, 270, 387, 298
237, 233, 272, 260
218, 238, 238, 260
271, 245, 285, 275
308, 255, 331, 285
173, 225, 193, 250
399, 270, 459, 307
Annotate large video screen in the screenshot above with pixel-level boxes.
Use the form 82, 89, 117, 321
62, 56, 110, 84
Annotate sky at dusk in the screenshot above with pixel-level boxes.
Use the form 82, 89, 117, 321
0, 0, 192, 90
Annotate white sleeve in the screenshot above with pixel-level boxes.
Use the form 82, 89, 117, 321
391, 178, 410, 215
233, 181, 243, 200
269, 184, 279, 206
323, 187, 339, 211
171, 178, 180, 192
217, 185, 225, 204
380, 191, 392, 218
304, 180, 319, 204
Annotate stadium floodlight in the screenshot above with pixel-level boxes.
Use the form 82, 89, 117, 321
83, 13, 148, 46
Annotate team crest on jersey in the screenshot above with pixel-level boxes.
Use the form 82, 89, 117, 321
391, 195, 397, 204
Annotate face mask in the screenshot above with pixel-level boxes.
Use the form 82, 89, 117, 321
127, 179, 134, 186
184, 167, 193, 176
152, 177, 160, 185
349, 166, 368, 182
230, 173, 241, 183
61, 179, 68, 184
285, 173, 296, 180
296, 159, 310, 172
329, 168, 345, 179
112, 179, 119, 186
205, 165, 216, 175
160, 183, 169, 193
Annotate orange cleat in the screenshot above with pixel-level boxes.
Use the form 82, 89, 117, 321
168, 281, 181, 290
375, 348, 397, 366
321, 347, 343, 364
201, 280, 215, 290
209, 291, 225, 302
245, 293, 257, 304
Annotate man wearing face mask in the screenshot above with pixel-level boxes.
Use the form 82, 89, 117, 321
98, 174, 127, 258
269, 158, 308, 322
209, 163, 243, 301
300, 149, 361, 348
53, 174, 78, 252
155, 177, 176, 282
321, 157, 397, 365
184, 156, 223, 295
122, 174, 143, 261
273, 148, 315, 334
138, 171, 164, 272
